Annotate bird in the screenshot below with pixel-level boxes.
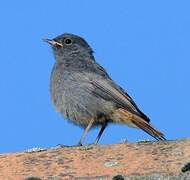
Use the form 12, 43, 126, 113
44, 33, 166, 146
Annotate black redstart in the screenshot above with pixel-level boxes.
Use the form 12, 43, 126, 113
44, 33, 166, 145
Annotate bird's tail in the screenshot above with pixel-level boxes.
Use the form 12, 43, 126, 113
112, 108, 166, 141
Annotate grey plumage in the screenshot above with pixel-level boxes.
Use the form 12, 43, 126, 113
44, 33, 166, 145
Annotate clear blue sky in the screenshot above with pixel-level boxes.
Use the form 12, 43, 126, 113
0, 1, 189, 153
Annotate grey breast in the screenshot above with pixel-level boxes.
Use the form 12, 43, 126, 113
50, 63, 115, 127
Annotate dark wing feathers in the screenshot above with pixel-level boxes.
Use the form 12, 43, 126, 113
91, 76, 150, 123
90, 63, 150, 122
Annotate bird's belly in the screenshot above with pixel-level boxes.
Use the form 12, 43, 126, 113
51, 80, 114, 127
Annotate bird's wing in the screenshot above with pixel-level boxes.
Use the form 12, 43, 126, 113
83, 71, 150, 122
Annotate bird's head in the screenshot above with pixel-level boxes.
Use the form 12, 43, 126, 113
44, 33, 93, 63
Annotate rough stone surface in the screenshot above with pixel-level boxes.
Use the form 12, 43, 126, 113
0, 139, 190, 180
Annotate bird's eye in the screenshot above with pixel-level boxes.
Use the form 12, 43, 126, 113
64, 38, 72, 45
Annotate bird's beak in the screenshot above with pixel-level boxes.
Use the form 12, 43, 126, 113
43, 38, 63, 47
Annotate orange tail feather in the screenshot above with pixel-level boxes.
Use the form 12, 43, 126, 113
112, 108, 166, 141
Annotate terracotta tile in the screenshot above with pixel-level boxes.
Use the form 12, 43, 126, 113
0, 139, 190, 179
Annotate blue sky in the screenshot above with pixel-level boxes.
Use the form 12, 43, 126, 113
0, 1, 189, 153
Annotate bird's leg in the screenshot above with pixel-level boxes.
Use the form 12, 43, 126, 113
93, 121, 108, 145
78, 118, 94, 146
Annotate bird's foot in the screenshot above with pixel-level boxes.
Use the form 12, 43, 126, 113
79, 144, 94, 151
137, 139, 151, 143
77, 142, 83, 146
